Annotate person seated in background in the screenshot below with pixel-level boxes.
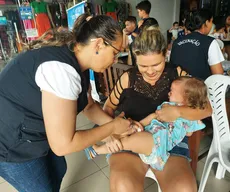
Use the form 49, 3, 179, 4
210, 17, 230, 71
224, 14, 230, 60
208, 17, 226, 54
122, 16, 137, 51
212, 17, 227, 41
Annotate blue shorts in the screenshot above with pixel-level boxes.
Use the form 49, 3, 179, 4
106, 136, 191, 163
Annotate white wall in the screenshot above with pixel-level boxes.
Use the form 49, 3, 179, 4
127, 0, 181, 37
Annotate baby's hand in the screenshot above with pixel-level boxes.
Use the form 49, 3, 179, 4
130, 119, 144, 133
120, 119, 144, 137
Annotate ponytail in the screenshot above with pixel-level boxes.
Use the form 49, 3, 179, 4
185, 8, 213, 32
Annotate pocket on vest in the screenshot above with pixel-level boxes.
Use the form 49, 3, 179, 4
6, 118, 49, 162
19, 116, 47, 142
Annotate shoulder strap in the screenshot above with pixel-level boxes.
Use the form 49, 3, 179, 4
108, 69, 130, 107
128, 67, 138, 88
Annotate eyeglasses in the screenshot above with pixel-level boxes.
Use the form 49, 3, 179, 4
90, 38, 121, 58
104, 41, 121, 58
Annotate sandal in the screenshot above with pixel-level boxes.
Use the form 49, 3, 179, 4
84, 146, 98, 160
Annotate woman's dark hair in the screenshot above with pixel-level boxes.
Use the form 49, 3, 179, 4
24, 13, 122, 50
185, 8, 213, 32
139, 17, 159, 33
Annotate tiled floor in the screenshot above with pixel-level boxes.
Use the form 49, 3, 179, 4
0, 113, 229, 192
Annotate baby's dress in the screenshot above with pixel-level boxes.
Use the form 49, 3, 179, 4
139, 102, 205, 170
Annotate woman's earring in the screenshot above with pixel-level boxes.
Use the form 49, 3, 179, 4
96, 51, 99, 54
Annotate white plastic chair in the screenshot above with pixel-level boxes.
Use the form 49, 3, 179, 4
198, 75, 230, 192
145, 168, 162, 192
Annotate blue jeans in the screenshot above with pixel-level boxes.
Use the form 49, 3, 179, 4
0, 150, 67, 192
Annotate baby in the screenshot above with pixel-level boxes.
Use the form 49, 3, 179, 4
85, 76, 207, 171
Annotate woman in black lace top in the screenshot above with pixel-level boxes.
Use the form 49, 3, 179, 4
103, 27, 212, 192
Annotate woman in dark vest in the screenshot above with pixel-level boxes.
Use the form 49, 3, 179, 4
170, 8, 224, 80
0, 14, 133, 191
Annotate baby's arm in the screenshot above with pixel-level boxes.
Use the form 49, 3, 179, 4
140, 113, 157, 126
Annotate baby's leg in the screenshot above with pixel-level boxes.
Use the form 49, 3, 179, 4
121, 132, 154, 156
93, 132, 154, 156
84, 135, 123, 160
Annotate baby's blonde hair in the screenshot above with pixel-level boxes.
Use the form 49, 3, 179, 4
174, 76, 208, 109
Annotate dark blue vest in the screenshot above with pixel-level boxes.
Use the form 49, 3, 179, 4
170, 32, 214, 80
0, 45, 89, 162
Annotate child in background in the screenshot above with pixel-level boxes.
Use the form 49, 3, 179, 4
169, 21, 183, 40
84, 76, 207, 171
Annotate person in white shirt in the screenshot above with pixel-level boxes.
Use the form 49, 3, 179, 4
170, 9, 224, 80
0, 14, 133, 192
169, 21, 183, 40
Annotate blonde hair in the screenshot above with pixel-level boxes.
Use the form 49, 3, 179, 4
175, 76, 208, 109
133, 26, 167, 56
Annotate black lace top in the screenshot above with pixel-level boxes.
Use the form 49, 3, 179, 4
111, 64, 179, 121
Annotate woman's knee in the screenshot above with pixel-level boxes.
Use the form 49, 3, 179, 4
109, 155, 147, 192
173, 178, 197, 192
161, 175, 197, 192
110, 173, 144, 192
156, 157, 197, 192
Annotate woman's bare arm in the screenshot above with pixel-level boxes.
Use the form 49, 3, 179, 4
42, 91, 130, 156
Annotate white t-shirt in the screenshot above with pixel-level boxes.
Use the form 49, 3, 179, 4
170, 29, 179, 39
208, 40, 225, 66
35, 61, 82, 100
127, 35, 133, 45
